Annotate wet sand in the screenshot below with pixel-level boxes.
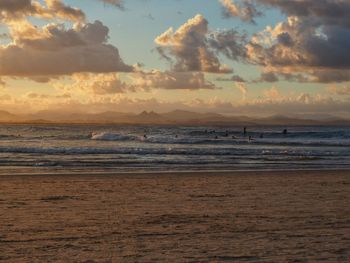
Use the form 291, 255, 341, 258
1, 170, 350, 262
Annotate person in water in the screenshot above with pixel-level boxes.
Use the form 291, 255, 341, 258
260, 133, 264, 139
243, 127, 247, 136
282, 129, 288, 135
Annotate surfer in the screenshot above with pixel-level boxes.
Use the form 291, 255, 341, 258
282, 129, 288, 135
243, 127, 247, 136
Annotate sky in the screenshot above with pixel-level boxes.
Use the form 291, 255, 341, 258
0, 0, 349, 117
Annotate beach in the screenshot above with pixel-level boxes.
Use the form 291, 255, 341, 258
1, 170, 349, 262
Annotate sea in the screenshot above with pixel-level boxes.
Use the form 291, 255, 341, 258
0, 124, 349, 174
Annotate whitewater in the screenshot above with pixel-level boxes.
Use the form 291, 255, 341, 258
0, 124, 349, 173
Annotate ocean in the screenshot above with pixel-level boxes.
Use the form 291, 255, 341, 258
0, 124, 349, 174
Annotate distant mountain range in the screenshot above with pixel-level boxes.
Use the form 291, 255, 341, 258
0, 109, 349, 126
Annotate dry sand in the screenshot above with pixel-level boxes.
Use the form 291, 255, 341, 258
1, 170, 350, 262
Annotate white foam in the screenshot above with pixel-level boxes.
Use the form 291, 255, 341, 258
91, 132, 140, 141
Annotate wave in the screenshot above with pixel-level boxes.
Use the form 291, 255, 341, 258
0, 134, 20, 139
188, 130, 350, 139
253, 139, 350, 147
91, 132, 142, 141
25, 126, 66, 132
0, 145, 348, 157
89, 132, 350, 147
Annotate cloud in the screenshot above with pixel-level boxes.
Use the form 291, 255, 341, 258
328, 85, 350, 96
131, 70, 220, 90
220, 86, 350, 115
155, 14, 232, 73
0, 0, 85, 22
235, 82, 248, 100
259, 72, 279, 82
1, 84, 349, 116
53, 70, 220, 97
69, 73, 134, 95
0, 20, 133, 77
219, 0, 261, 24
208, 29, 247, 61
99, 0, 124, 9
25, 92, 50, 99
214, 0, 350, 83
242, 0, 350, 83
248, 20, 350, 82
219, 0, 350, 27
45, 0, 85, 22
216, 75, 246, 82
262, 86, 281, 100
257, 0, 350, 27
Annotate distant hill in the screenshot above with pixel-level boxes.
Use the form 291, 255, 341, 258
27, 110, 134, 123
162, 110, 224, 122
0, 109, 349, 126
134, 111, 166, 123
0, 110, 21, 122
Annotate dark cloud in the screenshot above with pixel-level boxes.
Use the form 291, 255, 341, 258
247, 22, 350, 82
208, 29, 247, 61
259, 72, 278, 82
99, 0, 124, 9
0, 0, 85, 22
241, 0, 350, 83
257, 0, 350, 27
0, 0, 32, 13
216, 75, 246, 82
219, 0, 262, 24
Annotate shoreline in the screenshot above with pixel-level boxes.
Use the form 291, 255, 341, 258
0, 168, 349, 178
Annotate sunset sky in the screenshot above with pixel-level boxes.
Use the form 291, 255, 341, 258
0, 0, 349, 116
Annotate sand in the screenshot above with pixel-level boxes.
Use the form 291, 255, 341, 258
1, 170, 350, 262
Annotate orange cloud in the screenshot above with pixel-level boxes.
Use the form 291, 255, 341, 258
0, 21, 133, 78
155, 15, 232, 73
